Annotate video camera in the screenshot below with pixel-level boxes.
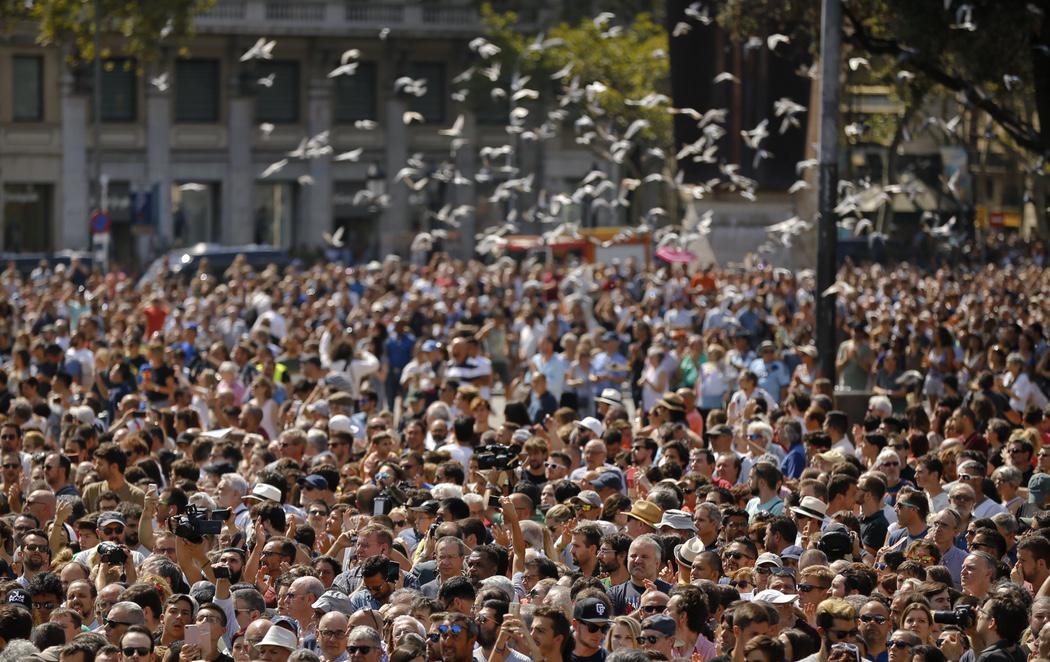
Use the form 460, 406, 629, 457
171, 506, 230, 544
97, 541, 127, 565
475, 444, 522, 471
932, 605, 975, 629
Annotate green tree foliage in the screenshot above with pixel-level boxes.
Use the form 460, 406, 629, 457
479, 3, 672, 159
714, 0, 1050, 159
0, 0, 215, 64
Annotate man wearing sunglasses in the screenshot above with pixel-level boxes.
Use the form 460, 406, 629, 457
437, 614, 479, 662
638, 614, 677, 660
858, 598, 892, 662
571, 597, 610, 662
802, 598, 859, 662
119, 625, 157, 662
958, 460, 1008, 519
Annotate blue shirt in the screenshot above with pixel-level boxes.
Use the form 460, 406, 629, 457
748, 357, 790, 403
592, 350, 628, 393
385, 333, 416, 372
348, 588, 381, 611
780, 441, 807, 479
746, 494, 785, 518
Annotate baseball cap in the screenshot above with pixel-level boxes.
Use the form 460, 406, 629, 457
258, 624, 297, 650
328, 415, 358, 436
705, 424, 732, 438
640, 614, 676, 637
98, 512, 127, 528
6, 588, 30, 610
780, 546, 804, 561
297, 475, 329, 491
312, 590, 353, 614
573, 597, 611, 624
511, 428, 532, 444
411, 500, 440, 516
590, 471, 622, 492
571, 491, 603, 509
755, 552, 782, 568
1030, 474, 1050, 503
753, 589, 798, 605
575, 417, 604, 437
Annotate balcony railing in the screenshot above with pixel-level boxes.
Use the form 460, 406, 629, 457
198, 0, 535, 33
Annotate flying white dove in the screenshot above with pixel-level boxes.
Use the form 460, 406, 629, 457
334, 148, 363, 162
767, 34, 790, 50
150, 72, 169, 92
439, 115, 465, 137
713, 72, 739, 84
240, 37, 276, 62
469, 37, 502, 59
848, 57, 870, 71
260, 159, 287, 178
257, 73, 275, 88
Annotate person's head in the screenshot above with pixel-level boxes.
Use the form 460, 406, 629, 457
898, 603, 932, 643
161, 595, 194, 642
120, 625, 156, 662
232, 588, 265, 632
359, 557, 395, 605
814, 598, 858, 650
1018, 535, 1050, 585
20, 528, 51, 574
104, 601, 145, 645
977, 594, 1028, 644
92, 443, 127, 481
28, 571, 64, 625
465, 545, 501, 585
743, 635, 785, 662
434, 612, 476, 662
858, 599, 892, 653
927, 508, 961, 552
960, 552, 996, 598
874, 450, 902, 484
65, 578, 95, 622
885, 630, 921, 662
531, 606, 573, 659
638, 613, 676, 658
347, 625, 384, 662
731, 603, 772, 653
316, 612, 349, 658
627, 535, 662, 584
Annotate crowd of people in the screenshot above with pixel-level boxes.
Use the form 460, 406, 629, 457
0, 244, 1045, 662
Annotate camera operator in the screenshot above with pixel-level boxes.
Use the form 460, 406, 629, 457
72, 512, 143, 572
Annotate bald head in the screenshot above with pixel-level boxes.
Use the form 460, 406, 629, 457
291, 576, 325, 601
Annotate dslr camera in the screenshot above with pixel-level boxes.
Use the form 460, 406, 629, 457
474, 444, 522, 471
171, 506, 230, 544
932, 605, 975, 628
97, 542, 127, 565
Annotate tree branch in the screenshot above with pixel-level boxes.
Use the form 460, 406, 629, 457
842, 4, 1047, 158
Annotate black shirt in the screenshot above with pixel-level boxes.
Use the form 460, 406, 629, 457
860, 510, 889, 551
572, 649, 608, 662
976, 640, 1027, 662
608, 578, 672, 616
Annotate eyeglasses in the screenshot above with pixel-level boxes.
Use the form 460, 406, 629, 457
723, 551, 754, 560
958, 474, 978, 481
798, 584, 829, 593
438, 624, 463, 638
639, 604, 667, 614
0, 435, 17, 441
23, 544, 48, 553
1009, 448, 1027, 455
1, 463, 19, 469
308, 510, 327, 517
879, 461, 900, 467
543, 462, 563, 470
681, 487, 695, 494
730, 580, 752, 589
122, 648, 150, 657
859, 614, 888, 624
427, 633, 440, 643
950, 494, 975, 503
103, 617, 134, 627
747, 434, 764, 440
391, 520, 407, 528
636, 635, 665, 645
33, 601, 56, 610
828, 628, 858, 641
101, 526, 124, 535
886, 640, 914, 650
348, 646, 375, 655
319, 629, 345, 638
582, 622, 611, 634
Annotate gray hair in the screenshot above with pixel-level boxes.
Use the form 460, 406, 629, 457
479, 576, 514, 602
991, 465, 1022, 488
291, 576, 325, 600
348, 626, 382, 645
436, 537, 468, 556
695, 501, 721, 523
0, 640, 39, 662
519, 520, 544, 551
288, 652, 321, 662
992, 512, 1018, 536
110, 601, 145, 625
391, 615, 426, 639
221, 473, 248, 497
631, 534, 663, 564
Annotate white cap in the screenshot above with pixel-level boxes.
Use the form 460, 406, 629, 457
753, 589, 798, 605
574, 416, 604, 437
329, 414, 358, 436
257, 625, 297, 651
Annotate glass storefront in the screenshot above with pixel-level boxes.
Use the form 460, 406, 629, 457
2, 183, 52, 252
172, 182, 220, 246
253, 182, 297, 248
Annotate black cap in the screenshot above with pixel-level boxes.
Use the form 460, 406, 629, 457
573, 597, 611, 623
411, 500, 440, 515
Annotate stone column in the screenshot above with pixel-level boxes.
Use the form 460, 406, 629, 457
146, 61, 173, 247
303, 56, 333, 250
379, 93, 409, 257
60, 70, 89, 251
226, 77, 254, 245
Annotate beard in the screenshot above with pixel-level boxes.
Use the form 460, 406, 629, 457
125, 531, 139, 547
478, 626, 497, 648
599, 558, 619, 573
25, 557, 44, 572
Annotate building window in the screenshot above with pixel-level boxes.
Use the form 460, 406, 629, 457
409, 62, 445, 124
334, 61, 377, 123
100, 58, 137, 122
12, 56, 43, 121
2, 183, 52, 251
175, 59, 220, 122
255, 61, 299, 123
172, 182, 221, 246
